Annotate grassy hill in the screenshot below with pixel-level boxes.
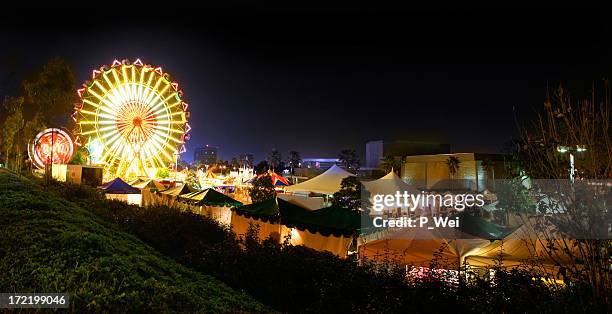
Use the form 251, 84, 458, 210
0, 170, 269, 313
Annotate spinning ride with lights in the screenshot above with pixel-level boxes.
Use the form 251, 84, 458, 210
73, 59, 190, 179
28, 128, 75, 169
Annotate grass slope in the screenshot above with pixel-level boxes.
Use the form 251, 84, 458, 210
0, 170, 269, 313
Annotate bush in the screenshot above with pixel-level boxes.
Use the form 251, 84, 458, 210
0, 170, 269, 313
44, 174, 607, 313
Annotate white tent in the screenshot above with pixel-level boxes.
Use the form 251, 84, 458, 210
464, 216, 582, 272
363, 171, 431, 215
359, 226, 490, 268
363, 171, 419, 196
285, 165, 354, 195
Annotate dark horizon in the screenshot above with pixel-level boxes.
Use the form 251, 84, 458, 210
1, 7, 610, 163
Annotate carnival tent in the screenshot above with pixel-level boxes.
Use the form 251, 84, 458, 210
245, 170, 291, 186
178, 188, 242, 225
155, 184, 194, 207
285, 165, 354, 195
100, 177, 140, 194
132, 179, 165, 191
363, 170, 418, 196
132, 179, 166, 207
231, 197, 359, 257
359, 225, 490, 268
464, 216, 583, 273
99, 177, 141, 205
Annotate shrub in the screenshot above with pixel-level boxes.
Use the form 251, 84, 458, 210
0, 170, 269, 313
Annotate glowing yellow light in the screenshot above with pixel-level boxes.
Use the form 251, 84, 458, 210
73, 59, 190, 179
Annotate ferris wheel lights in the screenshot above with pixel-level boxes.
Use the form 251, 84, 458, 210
74, 59, 189, 179
182, 102, 189, 110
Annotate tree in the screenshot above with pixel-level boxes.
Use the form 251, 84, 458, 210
2, 97, 24, 171
287, 150, 301, 175
481, 158, 495, 191
184, 169, 201, 190
156, 167, 170, 179
331, 176, 362, 211
69, 148, 88, 165
445, 156, 460, 190
22, 58, 76, 126
338, 149, 360, 173
268, 149, 282, 171
516, 82, 610, 304
254, 161, 270, 175
249, 174, 276, 203
230, 157, 240, 169
380, 155, 401, 174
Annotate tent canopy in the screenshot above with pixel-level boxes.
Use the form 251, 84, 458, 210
178, 188, 242, 207
233, 197, 362, 236
100, 178, 141, 194
245, 170, 291, 186
465, 216, 582, 269
285, 165, 354, 195
362, 171, 419, 196
195, 188, 242, 207
132, 179, 166, 191
283, 205, 362, 237
159, 184, 194, 196
360, 226, 490, 267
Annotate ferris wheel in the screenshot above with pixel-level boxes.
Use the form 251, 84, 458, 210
72, 59, 190, 179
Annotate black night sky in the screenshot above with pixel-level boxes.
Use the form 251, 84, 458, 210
1, 7, 610, 162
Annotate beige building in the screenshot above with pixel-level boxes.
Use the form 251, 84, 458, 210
401, 153, 509, 192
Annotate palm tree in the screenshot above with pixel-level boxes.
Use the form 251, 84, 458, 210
446, 156, 460, 191
481, 158, 495, 191
268, 149, 282, 171
338, 149, 360, 173
287, 150, 301, 175
380, 155, 401, 174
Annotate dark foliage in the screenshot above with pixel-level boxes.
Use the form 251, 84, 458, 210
249, 174, 276, 203
0, 170, 269, 313
331, 176, 362, 210
50, 179, 608, 313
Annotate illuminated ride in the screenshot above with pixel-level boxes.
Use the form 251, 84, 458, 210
72, 59, 190, 179
28, 128, 75, 169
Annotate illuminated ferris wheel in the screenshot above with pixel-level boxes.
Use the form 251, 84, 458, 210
73, 59, 190, 179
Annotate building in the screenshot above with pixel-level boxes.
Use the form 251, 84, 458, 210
51, 164, 104, 186
193, 145, 218, 166
401, 153, 510, 192
237, 153, 255, 167
366, 140, 450, 169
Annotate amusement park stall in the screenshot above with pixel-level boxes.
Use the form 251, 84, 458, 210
231, 197, 361, 257
178, 188, 242, 226
99, 178, 141, 205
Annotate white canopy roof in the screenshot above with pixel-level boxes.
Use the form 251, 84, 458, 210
362, 171, 419, 196
285, 165, 354, 195
360, 226, 490, 267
